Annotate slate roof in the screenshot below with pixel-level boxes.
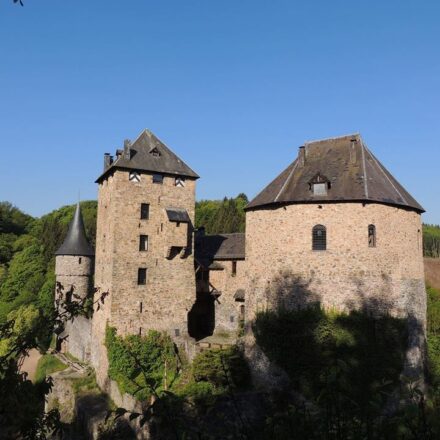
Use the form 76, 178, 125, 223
166, 208, 191, 223
246, 134, 424, 212
96, 129, 199, 183
55, 203, 95, 256
195, 233, 245, 269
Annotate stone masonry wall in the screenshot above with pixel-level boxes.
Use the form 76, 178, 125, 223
209, 260, 247, 333
55, 255, 93, 362
92, 170, 197, 387
245, 202, 426, 378
245, 202, 425, 320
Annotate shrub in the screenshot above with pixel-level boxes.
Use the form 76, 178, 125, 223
105, 326, 177, 400
192, 346, 250, 392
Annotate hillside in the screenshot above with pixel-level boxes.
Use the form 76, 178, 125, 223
0, 201, 97, 327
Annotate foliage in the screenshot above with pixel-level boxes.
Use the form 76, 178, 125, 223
195, 194, 247, 234
105, 326, 178, 400
427, 286, 440, 384
191, 346, 250, 393
34, 354, 68, 384
254, 307, 407, 417
0, 201, 97, 325
424, 224, 440, 258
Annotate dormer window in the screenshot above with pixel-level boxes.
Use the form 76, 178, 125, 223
309, 172, 331, 196
313, 183, 327, 195
150, 147, 161, 157
129, 171, 141, 183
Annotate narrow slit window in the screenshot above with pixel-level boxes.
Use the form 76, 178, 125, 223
140, 203, 150, 220
137, 268, 147, 285
232, 261, 237, 277
312, 225, 327, 251
368, 225, 376, 248
139, 235, 149, 251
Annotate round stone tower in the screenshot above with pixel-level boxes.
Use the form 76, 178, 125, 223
245, 134, 426, 378
55, 202, 95, 361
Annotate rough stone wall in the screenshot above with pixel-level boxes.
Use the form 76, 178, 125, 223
209, 260, 247, 333
246, 202, 425, 319
55, 255, 93, 362
91, 174, 116, 386
92, 170, 197, 386
245, 202, 426, 377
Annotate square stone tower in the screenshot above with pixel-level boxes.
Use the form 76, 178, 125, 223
91, 129, 199, 386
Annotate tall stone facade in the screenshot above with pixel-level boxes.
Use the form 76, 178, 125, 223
91, 130, 199, 386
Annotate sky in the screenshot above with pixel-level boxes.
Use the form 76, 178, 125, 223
0, 0, 439, 223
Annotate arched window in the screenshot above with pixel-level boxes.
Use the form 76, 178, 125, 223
312, 225, 326, 251
368, 224, 376, 248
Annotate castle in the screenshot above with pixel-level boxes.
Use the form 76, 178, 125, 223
55, 130, 426, 388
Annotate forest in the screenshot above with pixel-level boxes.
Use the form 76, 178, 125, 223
1, 198, 440, 438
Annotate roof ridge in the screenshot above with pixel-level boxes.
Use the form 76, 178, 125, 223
275, 160, 298, 202
364, 145, 408, 205
304, 132, 360, 145
360, 139, 370, 199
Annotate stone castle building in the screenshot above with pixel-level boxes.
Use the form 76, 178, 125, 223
55, 130, 426, 386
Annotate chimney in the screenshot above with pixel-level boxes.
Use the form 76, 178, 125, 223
104, 153, 113, 170
298, 146, 306, 168
115, 149, 123, 159
350, 138, 357, 164
124, 139, 132, 160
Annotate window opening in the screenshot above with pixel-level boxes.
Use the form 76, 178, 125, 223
140, 203, 150, 220
139, 235, 149, 251
368, 225, 376, 248
137, 268, 147, 285
312, 225, 327, 251
153, 174, 163, 184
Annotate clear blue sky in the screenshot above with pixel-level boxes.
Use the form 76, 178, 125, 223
1, 0, 439, 223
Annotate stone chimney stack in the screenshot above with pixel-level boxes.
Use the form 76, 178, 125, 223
124, 139, 132, 160
104, 153, 113, 170
298, 146, 306, 168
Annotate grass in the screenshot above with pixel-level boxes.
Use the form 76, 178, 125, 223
34, 354, 67, 384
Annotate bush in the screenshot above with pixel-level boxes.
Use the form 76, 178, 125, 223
105, 326, 177, 400
192, 346, 250, 393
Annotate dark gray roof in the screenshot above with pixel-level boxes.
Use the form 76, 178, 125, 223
96, 129, 199, 183
246, 134, 424, 212
195, 233, 245, 269
166, 208, 191, 223
55, 203, 95, 256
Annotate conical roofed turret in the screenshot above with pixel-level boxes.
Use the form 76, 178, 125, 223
55, 203, 95, 256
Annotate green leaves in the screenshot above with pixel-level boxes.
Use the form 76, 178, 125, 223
195, 194, 247, 234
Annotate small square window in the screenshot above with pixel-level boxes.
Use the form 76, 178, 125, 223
137, 268, 147, 285
153, 174, 164, 184
139, 235, 149, 251
140, 203, 150, 220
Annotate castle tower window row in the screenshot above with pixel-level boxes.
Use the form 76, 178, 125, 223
139, 235, 149, 251
140, 203, 150, 220
137, 268, 147, 285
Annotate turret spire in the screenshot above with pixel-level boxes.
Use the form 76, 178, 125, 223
55, 203, 94, 256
